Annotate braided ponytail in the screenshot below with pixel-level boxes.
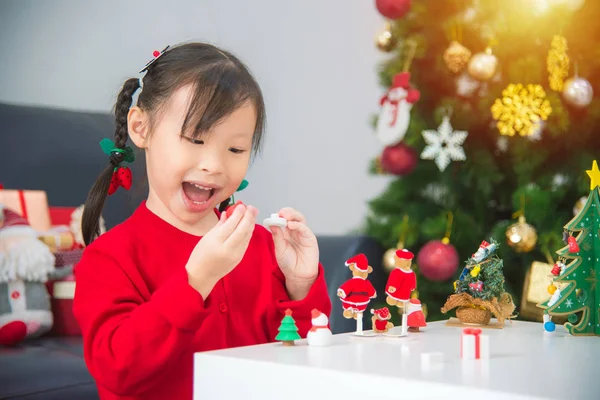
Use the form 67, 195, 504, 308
82, 78, 140, 245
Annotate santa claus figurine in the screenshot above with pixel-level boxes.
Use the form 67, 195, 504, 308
0, 205, 56, 346
406, 298, 427, 332
385, 249, 416, 307
337, 254, 377, 320
371, 307, 394, 334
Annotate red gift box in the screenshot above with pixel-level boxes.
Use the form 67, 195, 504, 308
47, 274, 81, 336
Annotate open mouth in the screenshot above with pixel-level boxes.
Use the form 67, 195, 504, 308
182, 182, 218, 205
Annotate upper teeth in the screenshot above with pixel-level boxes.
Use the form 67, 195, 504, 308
192, 183, 211, 190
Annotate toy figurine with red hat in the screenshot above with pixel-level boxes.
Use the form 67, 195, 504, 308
337, 253, 377, 335
406, 298, 427, 332
371, 307, 394, 334
385, 248, 416, 335
385, 249, 416, 306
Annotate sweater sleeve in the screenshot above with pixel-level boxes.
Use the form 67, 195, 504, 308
73, 247, 209, 396
263, 231, 332, 339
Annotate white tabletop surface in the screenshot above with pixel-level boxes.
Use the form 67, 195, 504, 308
194, 320, 600, 400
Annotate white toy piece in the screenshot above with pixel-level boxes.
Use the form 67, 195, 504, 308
376, 72, 420, 146
263, 213, 287, 229
307, 309, 332, 346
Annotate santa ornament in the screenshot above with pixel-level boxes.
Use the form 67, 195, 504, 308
371, 307, 394, 334
406, 298, 427, 332
376, 72, 420, 146
337, 253, 377, 336
0, 206, 55, 346
307, 309, 332, 346
385, 248, 416, 335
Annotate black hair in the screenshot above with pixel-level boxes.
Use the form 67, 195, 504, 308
82, 42, 266, 245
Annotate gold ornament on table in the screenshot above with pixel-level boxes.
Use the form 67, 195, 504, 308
547, 35, 569, 91
562, 74, 594, 108
383, 214, 409, 272
376, 21, 397, 52
520, 257, 564, 321
467, 47, 497, 81
491, 83, 552, 137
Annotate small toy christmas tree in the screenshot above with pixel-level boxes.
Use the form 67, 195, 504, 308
539, 161, 600, 336
276, 309, 301, 346
441, 239, 515, 326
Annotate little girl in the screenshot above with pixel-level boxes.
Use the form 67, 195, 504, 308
73, 42, 331, 400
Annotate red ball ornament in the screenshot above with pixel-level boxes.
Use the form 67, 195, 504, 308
375, 0, 411, 19
153, 50, 161, 58
380, 143, 417, 176
416, 240, 459, 281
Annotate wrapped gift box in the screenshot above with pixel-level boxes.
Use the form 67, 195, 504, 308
47, 273, 80, 336
54, 248, 84, 268
0, 189, 52, 232
39, 226, 79, 252
460, 328, 489, 359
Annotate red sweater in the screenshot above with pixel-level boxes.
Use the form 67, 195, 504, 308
73, 202, 331, 400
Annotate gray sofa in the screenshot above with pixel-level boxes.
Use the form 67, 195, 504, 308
0, 102, 386, 399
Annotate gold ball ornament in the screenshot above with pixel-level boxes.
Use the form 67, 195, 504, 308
573, 196, 587, 215
375, 22, 397, 52
443, 41, 471, 73
383, 247, 399, 272
548, 284, 557, 295
467, 47, 497, 81
562, 77, 594, 108
506, 215, 538, 253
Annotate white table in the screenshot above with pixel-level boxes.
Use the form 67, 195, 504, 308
194, 320, 599, 400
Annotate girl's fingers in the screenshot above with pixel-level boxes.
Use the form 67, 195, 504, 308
278, 207, 307, 225
285, 221, 315, 240
225, 206, 257, 246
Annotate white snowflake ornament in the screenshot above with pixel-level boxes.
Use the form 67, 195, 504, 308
421, 116, 468, 172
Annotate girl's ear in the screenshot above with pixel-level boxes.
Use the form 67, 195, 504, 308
127, 106, 150, 148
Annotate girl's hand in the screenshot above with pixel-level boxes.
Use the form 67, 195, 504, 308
269, 207, 319, 300
186, 204, 257, 298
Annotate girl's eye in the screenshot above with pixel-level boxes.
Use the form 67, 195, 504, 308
229, 148, 245, 154
187, 137, 204, 145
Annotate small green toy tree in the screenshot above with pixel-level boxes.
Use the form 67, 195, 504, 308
539, 161, 600, 336
441, 239, 516, 326
276, 309, 301, 346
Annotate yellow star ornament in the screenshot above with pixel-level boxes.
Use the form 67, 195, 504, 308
586, 160, 600, 190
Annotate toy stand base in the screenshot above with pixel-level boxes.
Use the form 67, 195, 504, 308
352, 331, 378, 338
383, 331, 408, 338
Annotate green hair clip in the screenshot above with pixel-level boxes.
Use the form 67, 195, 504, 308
100, 138, 135, 164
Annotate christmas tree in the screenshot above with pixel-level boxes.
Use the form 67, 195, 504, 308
441, 239, 516, 325
539, 161, 600, 336
365, 0, 600, 321
275, 309, 301, 345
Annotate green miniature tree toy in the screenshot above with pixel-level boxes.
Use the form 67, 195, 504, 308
539, 161, 600, 336
441, 239, 516, 326
276, 309, 301, 346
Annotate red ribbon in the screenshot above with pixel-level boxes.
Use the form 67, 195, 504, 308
463, 328, 482, 359
18, 190, 28, 221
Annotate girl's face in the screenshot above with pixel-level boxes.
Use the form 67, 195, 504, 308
129, 84, 256, 234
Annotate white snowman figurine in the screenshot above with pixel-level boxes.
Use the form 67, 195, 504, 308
375, 72, 420, 146
307, 309, 332, 346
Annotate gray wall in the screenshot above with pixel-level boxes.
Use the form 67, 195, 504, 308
0, 0, 392, 235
